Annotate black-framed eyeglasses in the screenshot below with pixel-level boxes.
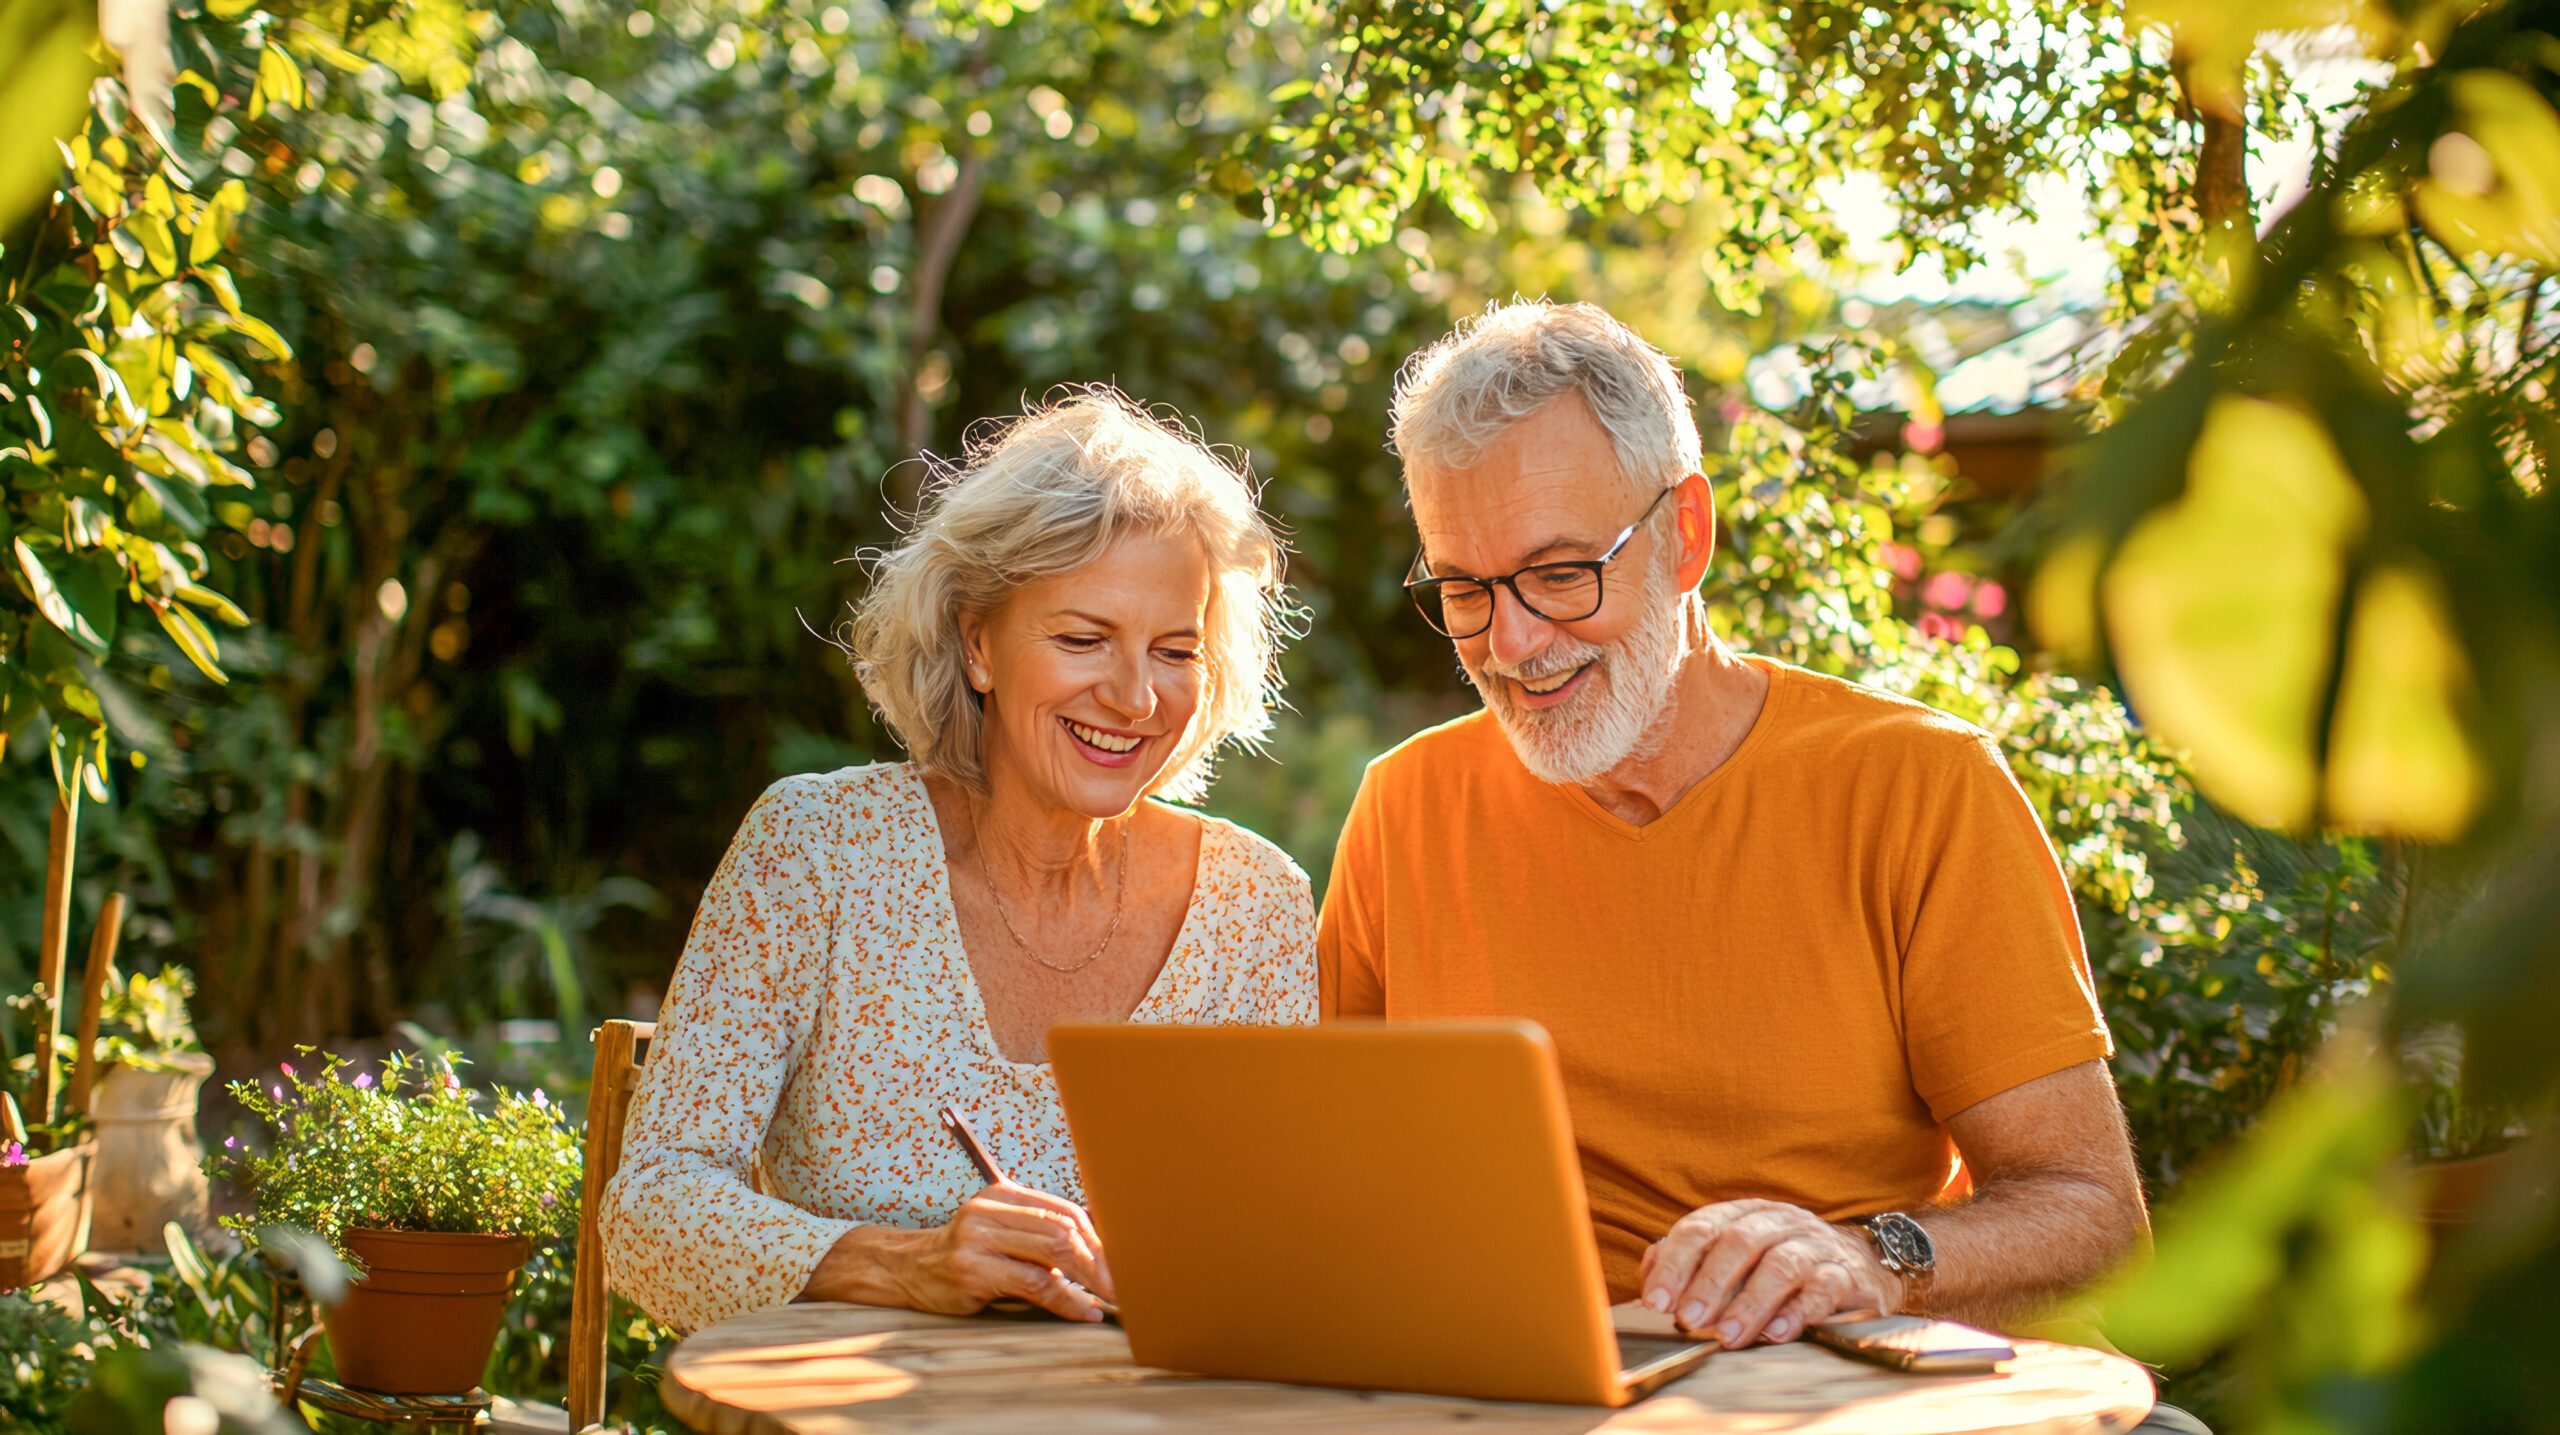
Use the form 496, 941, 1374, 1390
1402, 486, 1677, 639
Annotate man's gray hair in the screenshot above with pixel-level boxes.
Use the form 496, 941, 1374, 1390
1389, 299, 1701, 494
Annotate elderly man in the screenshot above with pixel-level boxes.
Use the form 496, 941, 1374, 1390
1320, 300, 2150, 1355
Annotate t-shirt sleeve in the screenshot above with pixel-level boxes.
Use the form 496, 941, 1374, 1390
1896, 730, 2113, 1123
1317, 766, 1390, 1018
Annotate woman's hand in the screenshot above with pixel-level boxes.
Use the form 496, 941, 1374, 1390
800, 1181, 1117, 1321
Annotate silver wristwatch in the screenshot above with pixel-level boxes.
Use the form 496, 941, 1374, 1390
1854, 1211, 1936, 1313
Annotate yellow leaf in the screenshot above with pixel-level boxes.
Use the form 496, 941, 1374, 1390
155, 601, 228, 684
142, 173, 176, 218
127, 211, 177, 276
198, 264, 245, 319
77, 159, 124, 216
255, 47, 306, 114
0, 0, 94, 233
2324, 564, 2483, 839
221, 311, 294, 364
2412, 70, 2560, 265
188, 196, 231, 264
2030, 531, 2108, 666
176, 582, 250, 627
2103, 397, 2367, 830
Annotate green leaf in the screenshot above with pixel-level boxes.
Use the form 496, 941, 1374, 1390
130, 463, 210, 535
14, 537, 109, 654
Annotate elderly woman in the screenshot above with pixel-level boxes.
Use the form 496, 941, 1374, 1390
600, 391, 1315, 1334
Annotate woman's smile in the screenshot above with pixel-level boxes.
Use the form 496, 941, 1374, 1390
1062, 716, 1147, 765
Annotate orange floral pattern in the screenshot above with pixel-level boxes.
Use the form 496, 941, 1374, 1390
599, 762, 1318, 1332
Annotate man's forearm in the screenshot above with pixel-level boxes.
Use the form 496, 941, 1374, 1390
1889, 1170, 2147, 1327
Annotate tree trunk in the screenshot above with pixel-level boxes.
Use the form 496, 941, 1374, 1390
2196, 108, 2251, 236
895, 145, 989, 465
2174, 60, 2254, 240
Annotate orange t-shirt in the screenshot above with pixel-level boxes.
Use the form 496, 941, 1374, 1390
1318, 658, 2112, 1300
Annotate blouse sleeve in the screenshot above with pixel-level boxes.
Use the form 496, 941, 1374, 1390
598, 778, 862, 1333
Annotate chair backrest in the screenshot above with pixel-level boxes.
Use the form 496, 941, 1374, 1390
567, 1019, 653, 1433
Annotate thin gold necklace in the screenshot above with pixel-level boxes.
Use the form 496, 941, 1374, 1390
970, 806, 1129, 975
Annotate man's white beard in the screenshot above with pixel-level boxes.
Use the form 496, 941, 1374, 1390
1464, 562, 1688, 787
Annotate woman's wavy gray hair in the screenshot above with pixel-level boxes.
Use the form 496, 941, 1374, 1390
849, 388, 1291, 804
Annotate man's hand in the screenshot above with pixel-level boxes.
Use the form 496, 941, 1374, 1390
801, 1181, 1116, 1321
1637, 1199, 1901, 1347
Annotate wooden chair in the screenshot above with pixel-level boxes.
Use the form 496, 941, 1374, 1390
566, 1019, 654, 1433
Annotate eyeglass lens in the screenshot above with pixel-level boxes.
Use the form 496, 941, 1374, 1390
1417, 565, 1604, 636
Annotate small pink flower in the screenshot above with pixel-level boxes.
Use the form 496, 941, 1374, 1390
280, 1062, 296, 1078
272, 1084, 284, 1100
443, 1073, 461, 1093
354, 1073, 374, 1090
224, 1137, 238, 1149
541, 1192, 558, 1208
1972, 580, 2008, 618
2, 1142, 25, 1168
531, 1089, 547, 1109
1921, 570, 1975, 612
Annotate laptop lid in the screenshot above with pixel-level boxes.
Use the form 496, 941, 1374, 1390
1049, 1020, 1628, 1405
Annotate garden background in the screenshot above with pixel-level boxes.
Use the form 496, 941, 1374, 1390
2, 0, 2555, 1431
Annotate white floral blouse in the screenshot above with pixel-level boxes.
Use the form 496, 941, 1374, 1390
598, 762, 1319, 1333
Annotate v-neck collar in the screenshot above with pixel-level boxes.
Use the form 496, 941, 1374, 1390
902, 764, 1214, 1072
1549, 656, 1789, 842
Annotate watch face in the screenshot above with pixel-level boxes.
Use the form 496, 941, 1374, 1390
1870, 1213, 1934, 1272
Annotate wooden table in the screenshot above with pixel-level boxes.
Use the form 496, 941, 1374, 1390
663, 1305, 2156, 1435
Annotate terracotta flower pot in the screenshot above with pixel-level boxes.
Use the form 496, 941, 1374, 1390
87, 1053, 215, 1251
320, 1227, 533, 1394
0, 1141, 95, 1290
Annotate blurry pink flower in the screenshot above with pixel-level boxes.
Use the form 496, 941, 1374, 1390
354, 1073, 374, 1090
279, 1062, 295, 1078
1972, 581, 2008, 618
1922, 570, 1975, 611
1901, 419, 1943, 453
531, 1089, 548, 1109
443, 1073, 461, 1092
1881, 543, 1922, 581
271, 1085, 283, 1101
2, 1141, 24, 1168
1917, 612, 1965, 642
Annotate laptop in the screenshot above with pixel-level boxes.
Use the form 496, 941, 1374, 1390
1048, 1020, 1714, 1406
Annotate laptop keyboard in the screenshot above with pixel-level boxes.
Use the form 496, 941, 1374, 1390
1616, 1333, 1709, 1376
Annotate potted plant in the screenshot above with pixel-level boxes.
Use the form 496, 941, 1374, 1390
210, 1051, 581, 1395
82, 965, 217, 1252
0, 1102, 93, 1292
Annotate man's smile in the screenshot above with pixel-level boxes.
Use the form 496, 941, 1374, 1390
1511, 662, 1595, 708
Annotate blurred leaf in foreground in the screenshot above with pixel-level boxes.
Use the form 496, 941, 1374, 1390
2102, 397, 2367, 831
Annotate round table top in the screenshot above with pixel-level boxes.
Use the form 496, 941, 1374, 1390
662, 1303, 2156, 1435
